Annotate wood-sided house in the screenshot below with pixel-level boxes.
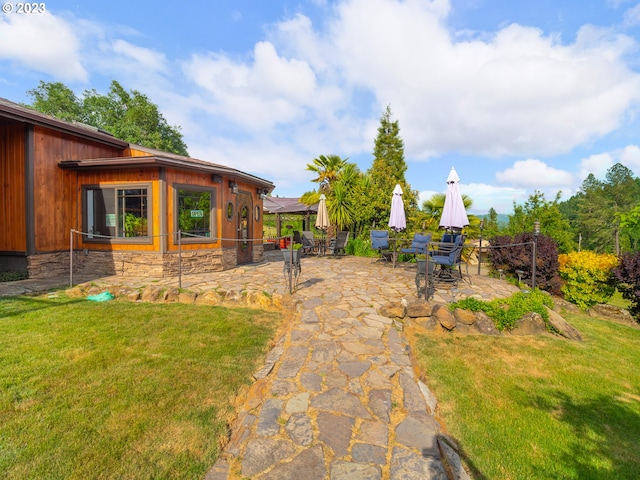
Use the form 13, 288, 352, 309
0, 97, 274, 279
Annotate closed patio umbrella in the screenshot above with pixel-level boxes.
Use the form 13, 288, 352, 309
439, 167, 469, 231
315, 194, 329, 254
388, 184, 406, 267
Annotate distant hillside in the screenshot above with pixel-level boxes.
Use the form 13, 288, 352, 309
477, 213, 509, 227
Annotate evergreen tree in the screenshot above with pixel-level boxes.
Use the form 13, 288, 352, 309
366, 105, 417, 228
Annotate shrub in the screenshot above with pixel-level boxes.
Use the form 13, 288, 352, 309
488, 233, 561, 294
0, 271, 28, 282
612, 252, 640, 323
346, 236, 376, 257
558, 251, 618, 310
451, 290, 554, 331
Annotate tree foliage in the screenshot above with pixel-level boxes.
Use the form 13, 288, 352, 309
26, 80, 188, 156
612, 252, 640, 322
365, 105, 417, 229
489, 233, 561, 294
566, 164, 640, 254
507, 191, 575, 254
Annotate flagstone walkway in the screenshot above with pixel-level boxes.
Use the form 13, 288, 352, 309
0, 255, 520, 479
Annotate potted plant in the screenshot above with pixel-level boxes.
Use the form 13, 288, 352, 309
282, 242, 303, 265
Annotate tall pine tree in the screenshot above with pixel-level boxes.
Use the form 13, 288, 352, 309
365, 105, 417, 228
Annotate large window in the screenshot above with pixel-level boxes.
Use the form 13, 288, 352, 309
84, 186, 150, 241
175, 186, 215, 242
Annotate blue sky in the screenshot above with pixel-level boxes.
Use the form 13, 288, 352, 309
3, 0, 640, 214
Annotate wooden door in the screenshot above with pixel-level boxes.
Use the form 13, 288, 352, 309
237, 192, 253, 264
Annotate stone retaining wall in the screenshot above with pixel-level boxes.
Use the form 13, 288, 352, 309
26, 248, 258, 279
65, 281, 288, 312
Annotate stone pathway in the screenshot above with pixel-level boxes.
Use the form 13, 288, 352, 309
0, 255, 521, 479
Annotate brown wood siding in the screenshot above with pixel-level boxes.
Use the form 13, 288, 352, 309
166, 169, 222, 251
0, 124, 27, 252
32, 126, 124, 252
76, 169, 161, 252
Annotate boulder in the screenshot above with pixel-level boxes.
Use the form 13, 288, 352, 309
163, 287, 180, 303
472, 312, 501, 336
433, 304, 456, 330
511, 312, 547, 335
141, 285, 163, 303
405, 300, 432, 318
379, 303, 406, 319
545, 307, 583, 341
195, 290, 222, 306
178, 291, 197, 304
453, 308, 477, 325
589, 304, 636, 326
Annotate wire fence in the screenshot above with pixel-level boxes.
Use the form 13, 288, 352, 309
69, 229, 302, 293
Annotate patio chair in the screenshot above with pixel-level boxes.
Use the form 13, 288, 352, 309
328, 231, 350, 256
401, 233, 431, 259
429, 235, 466, 285
301, 231, 316, 254
370, 230, 391, 261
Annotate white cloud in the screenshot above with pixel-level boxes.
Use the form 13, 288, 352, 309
578, 153, 615, 181
183, 41, 320, 129
0, 11, 87, 81
496, 159, 575, 187
110, 40, 167, 72
328, 0, 640, 159
619, 144, 640, 172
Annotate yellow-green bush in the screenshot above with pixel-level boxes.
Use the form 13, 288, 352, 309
558, 251, 618, 310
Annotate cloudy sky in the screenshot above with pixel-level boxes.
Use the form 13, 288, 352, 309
3, 0, 640, 213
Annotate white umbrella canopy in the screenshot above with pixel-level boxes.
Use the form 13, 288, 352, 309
315, 194, 329, 230
388, 184, 406, 232
439, 167, 469, 230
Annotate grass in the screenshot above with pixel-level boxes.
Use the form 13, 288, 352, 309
409, 312, 640, 480
608, 289, 632, 309
0, 294, 280, 479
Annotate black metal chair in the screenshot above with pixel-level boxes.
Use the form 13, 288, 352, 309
328, 231, 350, 256
429, 235, 466, 285
301, 231, 316, 255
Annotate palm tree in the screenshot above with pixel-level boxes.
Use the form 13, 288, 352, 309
306, 154, 349, 194
304, 155, 361, 236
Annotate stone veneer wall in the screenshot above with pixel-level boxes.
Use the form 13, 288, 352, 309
27, 248, 247, 279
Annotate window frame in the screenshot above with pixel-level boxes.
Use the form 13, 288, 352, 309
173, 184, 217, 244
82, 183, 153, 244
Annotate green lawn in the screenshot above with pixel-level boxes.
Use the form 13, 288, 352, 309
0, 294, 280, 479
411, 312, 640, 480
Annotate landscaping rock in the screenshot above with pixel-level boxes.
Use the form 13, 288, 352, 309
178, 291, 197, 304
545, 307, 583, 341
453, 308, 477, 325
195, 290, 221, 306
433, 304, 456, 330
141, 285, 163, 302
378, 303, 405, 319
163, 286, 180, 302
473, 312, 501, 336
511, 312, 547, 335
405, 299, 432, 318
589, 304, 636, 326
552, 296, 581, 314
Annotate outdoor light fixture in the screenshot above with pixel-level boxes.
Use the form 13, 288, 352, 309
257, 188, 267, 199
534, 220, 540, 236
229, 180, 239, 195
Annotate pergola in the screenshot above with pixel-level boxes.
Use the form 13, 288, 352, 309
263, 197, 318, 239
